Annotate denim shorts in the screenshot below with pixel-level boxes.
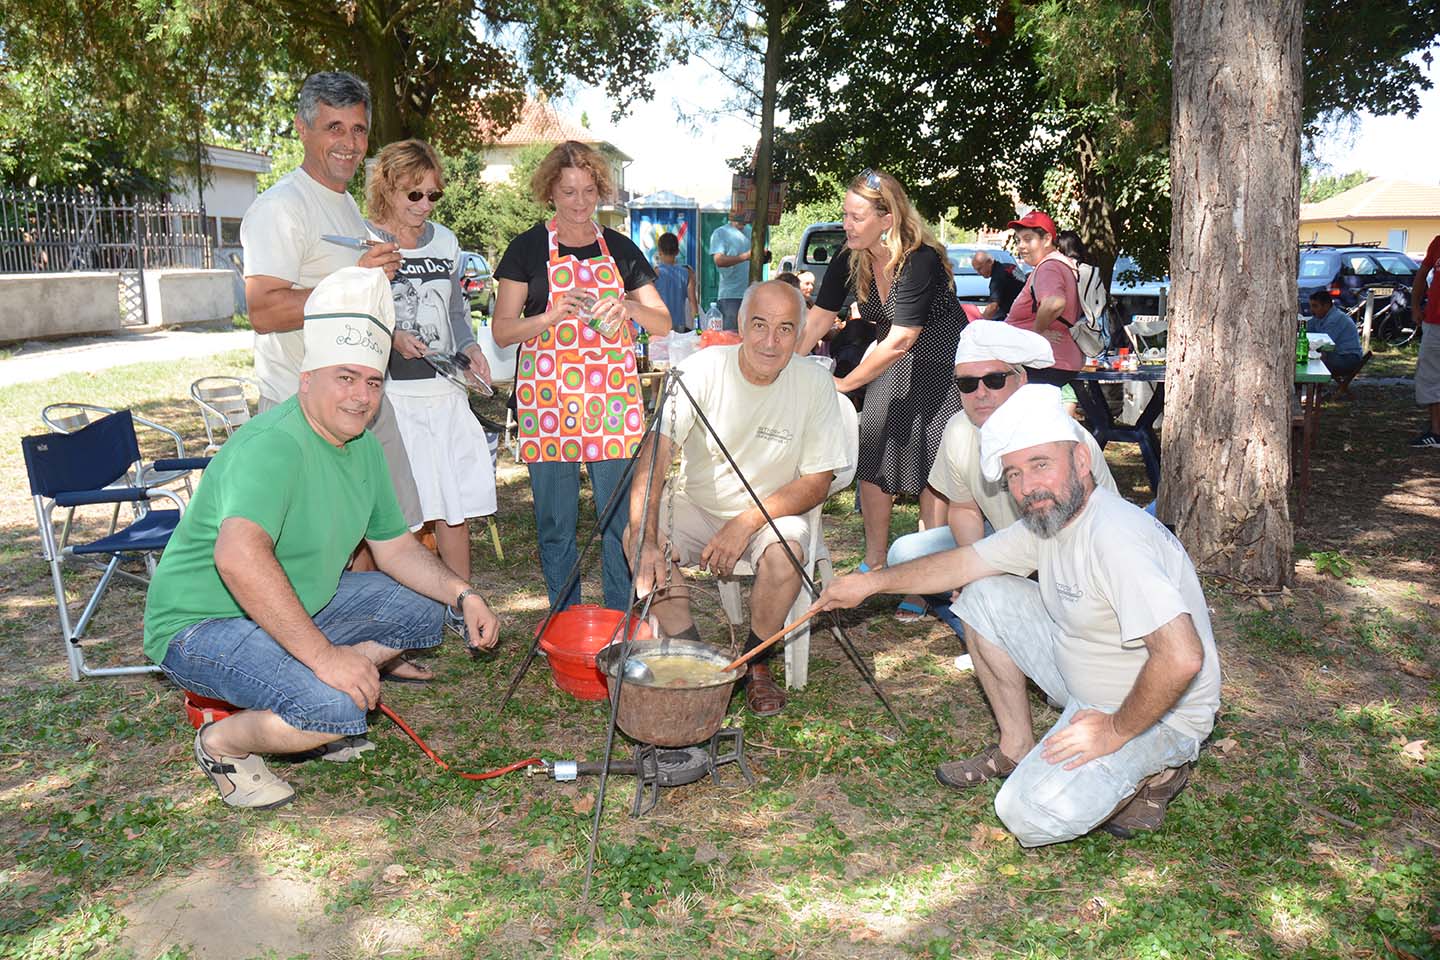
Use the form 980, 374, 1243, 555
952, 574, 1203, 847
159, 572, 443, 735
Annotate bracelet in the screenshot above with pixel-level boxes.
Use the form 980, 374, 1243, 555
453, 587, 481, 612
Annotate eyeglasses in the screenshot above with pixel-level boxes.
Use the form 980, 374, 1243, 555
955, 370, 1017, 393
858, 168, 883, 190
406, 189, 444, 203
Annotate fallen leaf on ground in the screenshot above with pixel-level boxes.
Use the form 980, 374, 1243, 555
382, 863, 408, 883
1212, 737, 1238, 755
571, 793, 595, 815
998, 863, 1019, 876
1400, 661, 1437, 680
1401, 739, 1428, 762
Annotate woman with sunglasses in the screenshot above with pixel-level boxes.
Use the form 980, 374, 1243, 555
798, 169, 967, 620
493, 141, 672, 613
365, 139, 497, 640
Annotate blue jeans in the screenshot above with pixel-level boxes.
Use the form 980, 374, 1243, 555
528, 458, 632, 612
717, 298, 742, 332
158, 572, 443, 736
887, 525, 979, 633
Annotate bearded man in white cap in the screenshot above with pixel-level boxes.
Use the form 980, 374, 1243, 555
814, 384, 1220, 845
144, 267, 500, 811
889, 322, 1115, 626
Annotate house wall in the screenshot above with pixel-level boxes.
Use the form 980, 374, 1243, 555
171, 167, 259, 220
1298, 218, 1440, 257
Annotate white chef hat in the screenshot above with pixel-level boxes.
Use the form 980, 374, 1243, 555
301, 267, 395, 374
978, 383, 1087, 481
954, 320, 1055, 368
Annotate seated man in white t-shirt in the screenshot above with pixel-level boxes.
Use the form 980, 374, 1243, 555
889, 322, 1116, 627
628, 280, 853, 716
814, 385, 1220, 846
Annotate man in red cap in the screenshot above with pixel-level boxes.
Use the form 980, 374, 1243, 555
1002, 211, 1083, 392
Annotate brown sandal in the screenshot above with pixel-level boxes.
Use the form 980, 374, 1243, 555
744, 664, 787, 717
935, 744, 1020, 790
1101, 762, 1193, 838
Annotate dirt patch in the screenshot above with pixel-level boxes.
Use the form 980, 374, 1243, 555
118, 863, 344, 959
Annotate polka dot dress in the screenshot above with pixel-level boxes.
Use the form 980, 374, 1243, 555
854, 257, 968, 496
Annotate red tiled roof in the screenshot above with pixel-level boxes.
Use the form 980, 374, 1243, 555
475, 97, 597, 147
1300, 178, 1440, 221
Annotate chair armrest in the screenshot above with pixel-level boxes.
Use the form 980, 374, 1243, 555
132, 415, 187, 457
153, 457, 212, 472
54, 487, 152, 507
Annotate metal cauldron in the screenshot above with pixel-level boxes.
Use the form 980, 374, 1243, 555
595, 638, 741, 747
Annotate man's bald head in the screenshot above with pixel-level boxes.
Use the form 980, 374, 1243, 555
972, 250, 994, 277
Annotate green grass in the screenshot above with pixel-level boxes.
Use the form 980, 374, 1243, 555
0, 350, 1436, 958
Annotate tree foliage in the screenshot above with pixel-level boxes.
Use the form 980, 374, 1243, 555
777, 0, 1052, 229
1301, 167, 1370, 204
434, 144, 551, 261
0, 0, 664, 190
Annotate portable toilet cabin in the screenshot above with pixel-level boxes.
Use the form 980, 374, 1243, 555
629, 191, 700, 272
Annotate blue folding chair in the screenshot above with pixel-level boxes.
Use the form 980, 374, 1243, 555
22, 411, 210, 680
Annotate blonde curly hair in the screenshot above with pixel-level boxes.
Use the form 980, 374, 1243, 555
846, 169, 949, 305
530, 140, 615, 206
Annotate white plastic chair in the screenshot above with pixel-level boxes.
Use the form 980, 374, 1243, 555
189, 376, 258, 454
716, 394, 860, 690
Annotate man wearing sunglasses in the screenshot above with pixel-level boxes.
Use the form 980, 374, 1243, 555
886, 323, 1115, 627
240, 71, 422, 550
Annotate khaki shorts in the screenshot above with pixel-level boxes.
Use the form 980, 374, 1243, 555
656, 487, 810, 569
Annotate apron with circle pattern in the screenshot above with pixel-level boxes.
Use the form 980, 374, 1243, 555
514, 219, 644, 463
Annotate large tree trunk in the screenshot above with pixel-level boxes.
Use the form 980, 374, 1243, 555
1162, 0, 1301, 588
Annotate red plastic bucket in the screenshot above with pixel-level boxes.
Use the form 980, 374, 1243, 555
184, 691, 240, 729
536, 606, 650, 701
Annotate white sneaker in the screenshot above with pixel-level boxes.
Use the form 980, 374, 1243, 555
193, 723, 295, 809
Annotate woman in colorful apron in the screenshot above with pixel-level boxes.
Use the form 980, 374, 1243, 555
492, 141, 672, 612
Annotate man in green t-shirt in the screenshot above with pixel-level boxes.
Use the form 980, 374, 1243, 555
146, 267, 500, 810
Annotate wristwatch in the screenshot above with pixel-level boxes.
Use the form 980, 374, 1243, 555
453, 587, 481, 613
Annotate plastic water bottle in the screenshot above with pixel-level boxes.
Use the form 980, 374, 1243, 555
704, 302, 723, 332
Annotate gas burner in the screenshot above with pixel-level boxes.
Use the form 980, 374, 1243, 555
536, 727, 754, 817
630, 727, 755, 817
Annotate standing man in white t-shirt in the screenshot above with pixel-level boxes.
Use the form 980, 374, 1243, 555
240, 71, 421, 527
814, 384, 1220, 846
628, 280, 853, 716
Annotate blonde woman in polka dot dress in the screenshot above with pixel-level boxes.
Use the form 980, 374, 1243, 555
798, 170, 968, 615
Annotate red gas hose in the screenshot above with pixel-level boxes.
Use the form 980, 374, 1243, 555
379, 702, 543, 780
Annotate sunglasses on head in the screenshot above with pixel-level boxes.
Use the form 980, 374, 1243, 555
858, 168, 883, 190
406, 189, 444, 203
955, 370, 1017, 393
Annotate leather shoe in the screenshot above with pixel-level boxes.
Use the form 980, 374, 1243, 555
744, 663, 787, 717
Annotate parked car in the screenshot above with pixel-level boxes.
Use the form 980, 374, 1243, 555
1297, 244, 1417, 316
946, 245, 1024, 304
794, 222, 846, 291
460, 250, 494, 315
1109, 255, 1169, 325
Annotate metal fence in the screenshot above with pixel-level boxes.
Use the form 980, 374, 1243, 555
0, 187, 212, 274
